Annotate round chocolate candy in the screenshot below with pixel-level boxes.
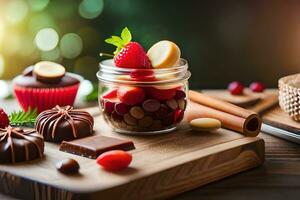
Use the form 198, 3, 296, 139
177, 99, 187, 110
166, 99, 178, 110
33, 61, 66, 83
129, 106, 145, 119
115, 103, 129, 115
190, 118, 221, 132
56, 158, 80, 174
138, 116, 153, 128
155, 105, 169, 119
142, 99, 160, 112
124, 113, 138, 126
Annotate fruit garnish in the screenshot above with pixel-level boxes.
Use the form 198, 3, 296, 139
34, 61, 66, 83
117, 86, 145, 106
228, 81, 244, 95
147, 40, 181, 68
0, 108, 9, 128
130, 69, 156, 81
105, 27, 151, 69
146, 87, 176, 101
96, 150, 132, 171
250, 82, 265, 93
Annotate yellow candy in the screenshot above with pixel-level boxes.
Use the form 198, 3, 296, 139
190, 118, 221, 132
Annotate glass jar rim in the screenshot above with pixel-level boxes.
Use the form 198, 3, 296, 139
97, 58, 191, 86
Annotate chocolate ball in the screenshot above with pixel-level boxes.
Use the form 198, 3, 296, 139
35, 105, 94, 143
0, 127, 44, 163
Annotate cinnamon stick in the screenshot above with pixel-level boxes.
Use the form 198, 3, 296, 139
187, 90, 262, 137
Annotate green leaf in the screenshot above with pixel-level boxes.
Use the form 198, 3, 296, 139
121, 27, 132, 44
9, 108, 38, 127
103, 27, 132, 55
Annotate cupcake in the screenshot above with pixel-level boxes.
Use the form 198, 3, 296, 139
13, 61, 82, 113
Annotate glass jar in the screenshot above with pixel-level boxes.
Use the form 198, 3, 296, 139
97, 59, 191, 135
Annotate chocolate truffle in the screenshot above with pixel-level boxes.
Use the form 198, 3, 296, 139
0, 127, 44, 163
35, 106, 94, 142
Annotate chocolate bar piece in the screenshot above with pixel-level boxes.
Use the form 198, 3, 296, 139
59, 135, 135, 159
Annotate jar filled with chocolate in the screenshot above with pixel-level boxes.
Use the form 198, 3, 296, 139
97, 58, 190, 135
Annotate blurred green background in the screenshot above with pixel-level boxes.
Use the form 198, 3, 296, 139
0, 0, 300, 89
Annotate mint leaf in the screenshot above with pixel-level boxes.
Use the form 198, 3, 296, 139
9, 108, 38, 127
121, 27, 132, 44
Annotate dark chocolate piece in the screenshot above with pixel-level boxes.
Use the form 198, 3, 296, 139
56, 158, 80, 174
35, 106, 94, 143
59, 135, 135, 159
0, 127, 44, 163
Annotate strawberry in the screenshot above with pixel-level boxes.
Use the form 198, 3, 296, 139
96, 150, 132, 171
130, 69, 156, 81
0, 108, 9, 128
117, 86, 145, 106
146, 87, 176, 101
105, 27, 152, 69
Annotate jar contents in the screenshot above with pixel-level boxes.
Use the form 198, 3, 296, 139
98, 27, 190, 134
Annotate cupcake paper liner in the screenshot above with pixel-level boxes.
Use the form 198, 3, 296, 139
14, 84, 80, 113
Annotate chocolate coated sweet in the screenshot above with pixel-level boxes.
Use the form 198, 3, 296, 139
0, 127, 44, 163
35, 106, 94, 142
34, 61, 66, 83
59, 135, 135, 159
56, 158, 80, 174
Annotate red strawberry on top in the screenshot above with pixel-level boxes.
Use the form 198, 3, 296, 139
105, 27, 152, 69
0, 108, 9, 128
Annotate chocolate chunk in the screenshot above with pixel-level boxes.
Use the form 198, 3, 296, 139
166, 99, 178, 110
142, 99, 160, 112
138, 116, 153, 128
129, 106, 144, 119
35, 105, 94, 143
115, 103, 129, 115
56, 158, 80, 174
0, 127, 44, 163
59, 135, 135, 159
124, 113, 138, 126
177, 99, 187, 110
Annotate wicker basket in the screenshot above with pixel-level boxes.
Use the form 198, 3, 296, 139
279, 73, 300, 121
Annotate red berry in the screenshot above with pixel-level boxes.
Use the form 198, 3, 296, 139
114, 103, 129, 115
117, 86, 145, 106
0, 108, 9, 128
228, 81, 244, 95
96, 150, 132, 171
146, 87, 176, 101
102, 89, 118, 99
250, 82, 265, 93
115, 42, 152, 69
130, 69, 156, 81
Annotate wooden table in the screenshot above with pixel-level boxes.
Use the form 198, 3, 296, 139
1, 97, 300, 200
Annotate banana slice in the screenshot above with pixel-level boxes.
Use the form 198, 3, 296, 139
34, 61, 65, 83
147, 40, 181, 69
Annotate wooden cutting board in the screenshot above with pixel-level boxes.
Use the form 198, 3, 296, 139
263, 106, 300, 134
203, 89, 278, 114
0, 109, 264, 200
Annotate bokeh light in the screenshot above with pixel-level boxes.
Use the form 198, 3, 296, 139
41, 48, 61, 61
4, 0, 28, 24
35, 28, 59, 51
0, 81, 9, 99
79, 0, 104, 19
78, 79, 93, 97
28, 0, 49, 12
0, 55, 5, 77
60, 33, 83, 59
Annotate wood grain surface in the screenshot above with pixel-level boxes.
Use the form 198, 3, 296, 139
0, 111, 264, 200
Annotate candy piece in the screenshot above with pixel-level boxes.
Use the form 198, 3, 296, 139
96, 150, 132, 171
147, 40, 181, 68
175, 90, 186, 99
33, 61, 66, 83
146, 87, 176, 101
166, 99, 178, 110
177, 99, 187, 110
142, 99, 160, 112
104, 101, 115, 113
111, 111, 123, 121
115, 103, 129, 115
22, 66, 34, 76
162, 112, 174, 126
59, 135, 135, 159
228, 81, 244, 95
117, 86, 145, 106
174, 109, 184, 123
138, 116, 153, 128
129, 106, 145, 119
155, 105, 169, 119
250, 82, 265, 93
56, 158, 80, 174
189, 118, 221, 132
124, 113, 138, 126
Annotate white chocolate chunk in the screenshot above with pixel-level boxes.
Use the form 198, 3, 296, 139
34, 61, 65, 78
190, 118, 221, 132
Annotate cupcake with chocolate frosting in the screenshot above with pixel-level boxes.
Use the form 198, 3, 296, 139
13, 61, 82, 113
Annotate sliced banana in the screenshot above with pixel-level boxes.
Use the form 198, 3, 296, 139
147, 40, 181, 69
34, 61, 65, 83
